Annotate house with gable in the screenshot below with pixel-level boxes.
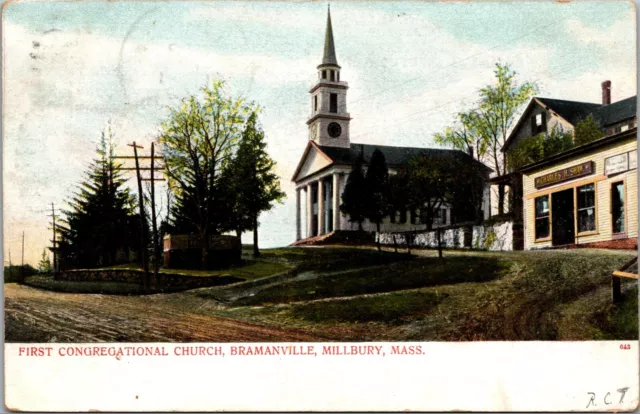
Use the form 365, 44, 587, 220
492, 81, 638, 250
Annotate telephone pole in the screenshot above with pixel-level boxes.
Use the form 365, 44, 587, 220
8, 249, 12, 281
49, 203, 58, 275
116, 143, 165, 291
150, 142, 160, 281
20, 231, 25, 283
128, 141, 150, 291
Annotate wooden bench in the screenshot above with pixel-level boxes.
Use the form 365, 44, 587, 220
612, 256, 638, 303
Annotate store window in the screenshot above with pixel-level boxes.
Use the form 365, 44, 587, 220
535, 195, 550, 239
612, 181, 625, 234
577, 184, 596, 233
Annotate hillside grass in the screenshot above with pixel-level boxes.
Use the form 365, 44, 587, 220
208, 247, 637, 341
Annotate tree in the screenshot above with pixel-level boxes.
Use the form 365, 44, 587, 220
37, 249, 52, 274
434, 110, 487, 161
573, 114, 604, 146
159, 80, 254, 267
57, 127, 138, 269
340, 155, 368, 231
231, 112, 285, 257
507, 126, 573, 170
406, 154, 452, 232
364, 149, 390, 238
474, 63, 538, 214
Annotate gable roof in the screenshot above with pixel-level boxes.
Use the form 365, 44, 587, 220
590, 95, 637, 127
504, 95, 637, 153
293, 142, 492, 182
535, 97, 602, 126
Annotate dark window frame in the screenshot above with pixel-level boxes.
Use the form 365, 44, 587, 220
611, 181, 625, 234
576, 183, 596, 234
534, 195, 550, 240
329, 93, 338, 113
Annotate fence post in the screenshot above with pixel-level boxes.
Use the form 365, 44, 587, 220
612, 275, 622, 303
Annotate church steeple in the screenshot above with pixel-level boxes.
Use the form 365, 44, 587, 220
321, 6, 339, 67
307, 5, 351, 149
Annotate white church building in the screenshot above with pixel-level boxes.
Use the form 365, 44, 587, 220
292, 8, 491, 241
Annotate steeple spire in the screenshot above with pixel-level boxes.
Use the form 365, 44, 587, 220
322, 5, 338, 66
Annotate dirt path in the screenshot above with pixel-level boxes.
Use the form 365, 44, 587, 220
4, 284, 324, 343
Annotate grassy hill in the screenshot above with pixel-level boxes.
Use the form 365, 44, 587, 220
195, 247, 637, 341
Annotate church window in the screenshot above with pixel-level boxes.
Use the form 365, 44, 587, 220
400, 209, 407, 224
337, 72, 340, 82
330, 93, 338, 113
322, 70, 327, 79
330, 70, 335, 81
314, 95, 318, 112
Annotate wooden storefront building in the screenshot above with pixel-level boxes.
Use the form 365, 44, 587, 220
521, 128, 637, 250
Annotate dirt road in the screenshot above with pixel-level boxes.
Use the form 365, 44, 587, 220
4, 284, 323, 342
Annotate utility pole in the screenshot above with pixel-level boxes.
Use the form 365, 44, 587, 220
116, 143, 165, 292
20, 231, 25, 283
150, 142, 160, 281
49, 203, 58, 276
128, 141, 150, 291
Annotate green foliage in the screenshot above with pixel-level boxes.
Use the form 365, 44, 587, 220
38, 249, 53, 273
475, 63, 538, 176
4, 265, 37, 283
482, 230, 497, 250
404, 153, 485, 229
364, 149, 389, 231
57, 126, 138, 269
160, 80, 256, 245
433, 110, 487, 160
340, 155, 368, 230
507, 127, 574, 170
228, 111, 286, 254
573, 114, 604, 146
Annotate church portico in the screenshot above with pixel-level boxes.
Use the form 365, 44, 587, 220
295, 171, 343, 241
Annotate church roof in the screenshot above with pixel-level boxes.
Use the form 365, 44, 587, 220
320, 7, 339, 67
319, 143, 491, 171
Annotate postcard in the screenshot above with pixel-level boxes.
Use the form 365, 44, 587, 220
3, 0, 639, 411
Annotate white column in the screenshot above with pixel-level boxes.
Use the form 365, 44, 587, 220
306, 184, 313, 238
318, 179, 325, 235
333, 173, 340, 231
296, 188, 301, 241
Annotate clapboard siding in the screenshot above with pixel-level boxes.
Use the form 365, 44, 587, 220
522, 137, 637, 249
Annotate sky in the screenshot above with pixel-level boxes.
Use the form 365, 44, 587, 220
2, 0, 637, 266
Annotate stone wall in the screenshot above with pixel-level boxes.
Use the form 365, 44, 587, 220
377, 221, 514, 251
57, 269, 242, 290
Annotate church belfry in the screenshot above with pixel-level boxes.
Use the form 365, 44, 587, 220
307, 6, 351, 148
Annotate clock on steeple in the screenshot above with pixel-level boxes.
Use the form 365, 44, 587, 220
307, 5, 351, 148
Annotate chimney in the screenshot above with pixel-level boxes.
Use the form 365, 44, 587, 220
601, 80, 611, 105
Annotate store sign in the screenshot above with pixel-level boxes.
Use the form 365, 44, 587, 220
605, 153, 629, 175
534, 161, 593, 189
629, 150, 637, 170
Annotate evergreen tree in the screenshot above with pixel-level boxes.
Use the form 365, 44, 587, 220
573, 114, 604, 146
57, 127, 137, 269
37, 249, 52, 274
232, 112, 285, 257
340, 155, 368, 231
364, 149, 389, 235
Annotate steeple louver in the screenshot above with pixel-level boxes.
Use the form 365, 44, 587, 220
321, 6, 339, 67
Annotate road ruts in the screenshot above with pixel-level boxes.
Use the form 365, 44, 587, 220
4, 284, 324, 343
